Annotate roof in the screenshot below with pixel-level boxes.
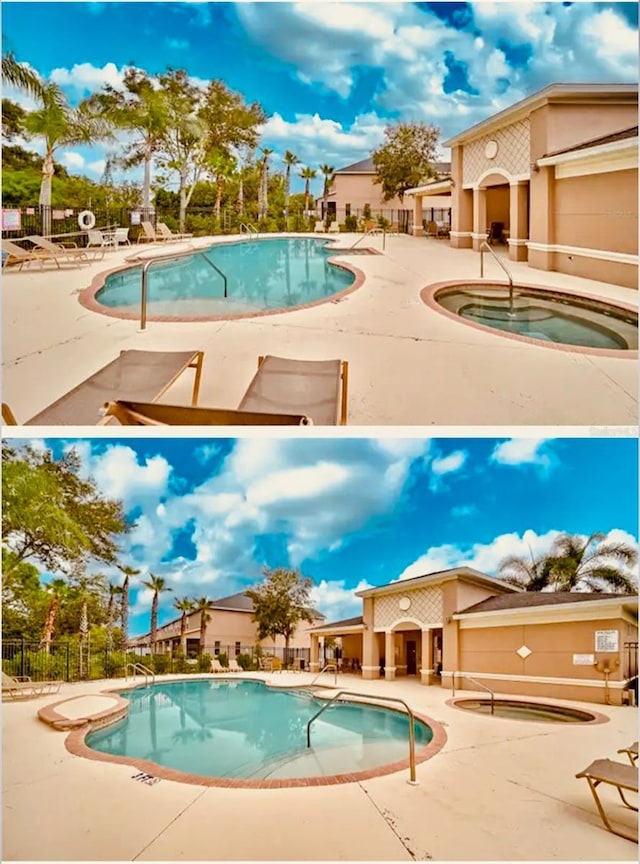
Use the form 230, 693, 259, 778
311, 615, 364, 631
457, 591, 637, 615
443, 82, 638, 147
335, 156, 451, 175
542, 125, 638, 159
356, 566, 519, 599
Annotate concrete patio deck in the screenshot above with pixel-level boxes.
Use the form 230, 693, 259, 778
2, 233, 637, 426
2, 672, 638, 860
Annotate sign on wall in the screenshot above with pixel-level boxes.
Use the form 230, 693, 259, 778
130, 211, 141, 225
573, 654, 595, 666
595, 630, 619, 652
2, 209, 22, 230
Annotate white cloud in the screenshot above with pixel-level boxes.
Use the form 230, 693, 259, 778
432, 450, 467, 476
49, 61, 127, 97
310, 577, 373, 622
59, 151, 85, 169
491, 438, 554, 469
85, 445, 172, 506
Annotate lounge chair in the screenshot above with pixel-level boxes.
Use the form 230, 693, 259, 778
86, 229, 115, 249
2, 671, 63, 699
113, 227, 131, 246
618, 742, 639, 766
26, 235, 99, 263
2, 239, 60, 271
104, 354, 349, 426
327, 222, 340, 234
436, 221, 450, 239
424, 220, 438, 238
157, 222, 193, 241
2, 349, 203, 426
211, 658, 224, 673
270, 657, 283, 672
228, 659, 243, 673
138, 221, 164, 243
487, 221, 504, 245
314, 221, 326, 233
576, 758, 638, 841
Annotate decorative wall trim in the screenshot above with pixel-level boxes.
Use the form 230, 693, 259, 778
507, 238, 529, 247
444, 670, 625, 689
450, 231, 473, 238
526, 241, 638, 265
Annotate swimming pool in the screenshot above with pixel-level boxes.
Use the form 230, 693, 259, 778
93, 238, 357, 319
85, 680, 435, 783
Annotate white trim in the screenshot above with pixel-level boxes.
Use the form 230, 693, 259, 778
455, 596, 637, 629
446, 670, 626, 689
384, 666, 397, 672
385, 617, 438, 632
356, 567, 518, 599
310, 625, 364, 635
471, 232, 489, 241
475, 167, 515, 188
537, 137, 637, 168
361, 666, 379, 672
526, 241, 638, 265
510, 175, 530, 184
449, 231, 473, 239
406, 180, 453, 196
555, 149, 637, 179
507, 238, 529, 247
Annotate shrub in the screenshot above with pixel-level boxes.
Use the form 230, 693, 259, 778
197, 652, 212, 673
172, 651, 188, 674
104, 650, 127, 678
236, 653, 254, 671
151, 654, 170, 674
363, 203, 372, 220
217, 652, 229, 668
344, 215, 358, 231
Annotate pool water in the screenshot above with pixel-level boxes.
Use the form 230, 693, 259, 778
86, 680, 432, 780
435, 286, 638, 350
97, 238, 355, 318
455, 698, 596, 722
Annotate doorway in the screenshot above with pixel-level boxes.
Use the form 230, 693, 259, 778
406, 640, 417, 675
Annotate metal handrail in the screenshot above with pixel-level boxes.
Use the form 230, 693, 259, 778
452, 672, 496, 715
240, 222, 259, 239
139, 248, 228, 330
479, 240, 516, 316
125, 662, 156, 687
308, 663, 338, 687
350, 226, 386, 251
306, 689, 419, 784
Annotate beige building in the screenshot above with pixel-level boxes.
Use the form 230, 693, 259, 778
324, 156, 451, 228
309, 567, 638, 705
422, 82, 638, 288
133, 591, 325, 660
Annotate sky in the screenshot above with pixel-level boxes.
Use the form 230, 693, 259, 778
2, 1, 638, 195
17, 435, 640, 636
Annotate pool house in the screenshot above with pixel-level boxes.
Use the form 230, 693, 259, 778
309, 567, 638, 705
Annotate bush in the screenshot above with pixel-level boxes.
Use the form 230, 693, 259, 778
151, 654, 170, 674
172, 651, 188, 674
197, 652, 212, 673
104, 650, 127, 678
236, 653, 254, 670
344, 215, 358, 231
363, 203, 372, 220
217, 652, 229, 668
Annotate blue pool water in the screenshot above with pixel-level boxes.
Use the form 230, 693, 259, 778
86, 680, 432, 780
96, 238, 355, 318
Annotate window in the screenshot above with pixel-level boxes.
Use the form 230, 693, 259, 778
214, 641, 220, 655
345, 204, 351, 217
235, 642, 241, 656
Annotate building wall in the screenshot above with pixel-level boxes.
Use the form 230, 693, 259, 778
541, 102, 639, 159
373, 586, 443, 630
330, 173, 407, 216
461, 118, 530, 186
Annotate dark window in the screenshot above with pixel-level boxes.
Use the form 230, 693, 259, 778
214, 641, 220, 655
345, 203, 351, 216
235, 642, 241, 656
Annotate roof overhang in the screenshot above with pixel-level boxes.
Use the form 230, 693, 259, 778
356, 567, 518, 599
405, 180, 453, 196
454, 596, 638, 629
309, 623, 365, 636
536, 136, 638, 174
443, 83, 638, 148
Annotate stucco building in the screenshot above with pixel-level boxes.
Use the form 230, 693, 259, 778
309, 567, 638, 705
423, 82, 638, 288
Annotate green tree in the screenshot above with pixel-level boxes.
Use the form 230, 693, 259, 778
257, 147, 273, 219
319, 163, 335, 210
372, 121, 440, 202
2, 98, 27, 141
2, 443, 131, 582
245, 568, 315, 664
193, 597, 212, 653
300, 167, 317, 214
1, 52, 44, 99
117, 564, 140, 649
283, 150, 300, 224
142, 574, 173, 651
40, 578, 70, 652
174, 596, 194, 648
499, 533, 638, 593
106, 582, 124, 650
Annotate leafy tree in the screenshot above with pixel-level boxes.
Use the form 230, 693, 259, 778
257, 147, 273, 219
40, 578, 70, 652
372, 121, 440, 202
142, 574, 172, 650
300, 167, 317, 213
193, 597, 212, 653
2, 443, 131, 581
2, 98, 27, 141
174, 596, 194, 647
1, 52, 44, 99
1, 550, 45, 640
283, 150, 300, 222
498, 533, 638, 594
245, 568, 315, 663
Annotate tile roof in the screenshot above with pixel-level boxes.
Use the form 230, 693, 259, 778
311, 615, 364, 630
457, 591, 634, 615
335, 156, 451, 175
543, 125, 638, 158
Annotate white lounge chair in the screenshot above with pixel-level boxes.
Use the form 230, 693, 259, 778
314, 221, 326, 233
327, 222, 340, 234
228, 659, 243, 672
2, 671, 63, 699
157, 222, 193, 241
113, 227, 131, 246
86, 229, 115, 249
211, 658, 224, 673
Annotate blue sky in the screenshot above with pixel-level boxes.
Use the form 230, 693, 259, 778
20, 435, 640, 635
3, 1, 638, 194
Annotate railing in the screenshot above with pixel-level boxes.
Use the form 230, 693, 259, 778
308, 663, 338, 687
350, 226, 386, 251
451, 672, 496, 715
139, 248, 228, 330
479, 240, 516, 316
306, 690, 419, 784
240, 222, 259, 240
125, 663, 155, 687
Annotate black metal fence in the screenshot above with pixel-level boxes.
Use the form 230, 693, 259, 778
1, 639, 310, 681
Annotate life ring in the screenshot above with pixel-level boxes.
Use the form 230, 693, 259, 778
78, 210, 96, 230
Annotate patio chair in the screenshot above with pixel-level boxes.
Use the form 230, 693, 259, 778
26, 235, 101, 263
436, 221, 450, 239
576, 758, 638, 842
314, 221, 326, 233
113, 227, 131, 246
211, 658, 224, 673
103, 401, 312, 426
157, 222, 193, 241
327, 222, 340, 234
138, 221, 164, 243
228, 659, 243, 673
618, 742, 639, 766
487, 221, 504, 245
1, 349, 204, 426
2, 239, 60, 271
424, 220, 438, 238
86, 229, 115, 249
270, 657, 283, 672
2, 671, 63, 699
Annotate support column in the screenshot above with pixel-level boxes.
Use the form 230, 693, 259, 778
412, 194, 424, 236
472, 187, 487, 251
384, 630, 396, 681
362, 628, 379, 680
450, 145, 472, 248
528, 165, 555, 271
310, 633, 320, 673
508, 181, 529, 262
420, 629, 433, 685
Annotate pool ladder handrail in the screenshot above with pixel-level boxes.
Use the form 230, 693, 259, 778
350, 226, 386, 251
139, 248, 228, 330
479, 240, 515, 315
452, 672, 496, 715
240, 222, 259, 240
306, 689, 419, 784
308, 662, 338, 687
125, 662, 155, 688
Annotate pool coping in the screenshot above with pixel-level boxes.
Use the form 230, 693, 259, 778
421, 279, 639, 358
57, 676, 448, 789
76, 238, 376, 323
445, 696, 610, 725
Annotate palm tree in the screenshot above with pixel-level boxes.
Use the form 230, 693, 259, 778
319, 163, 335, 218
117, 565, 140, 649
193, 597, 212, 654
498, 532, 637, 594
300, 167, 317, 214
207, 152, 236, 222
40, 578, 69, 653
142, 574, 173, 652
283, 150, 300, 224
1, 52, 44, 99
174, 597, 194, 651
257, 147, 273, 219
106, 582, 123, 651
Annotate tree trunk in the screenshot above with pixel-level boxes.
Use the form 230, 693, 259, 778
142, 152, 152, 212
150, 594, 158, 652
215, 180, 222, 221
237, 177, 244, 214
121, 578, 129, 648
39, 150, 55, 236
284, 635, 290, 669
179, 167, 188, 233
106, 595, 114, 651
180, 615, 187, 652
284, 167, 290, 224
41, 598, 59, 654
